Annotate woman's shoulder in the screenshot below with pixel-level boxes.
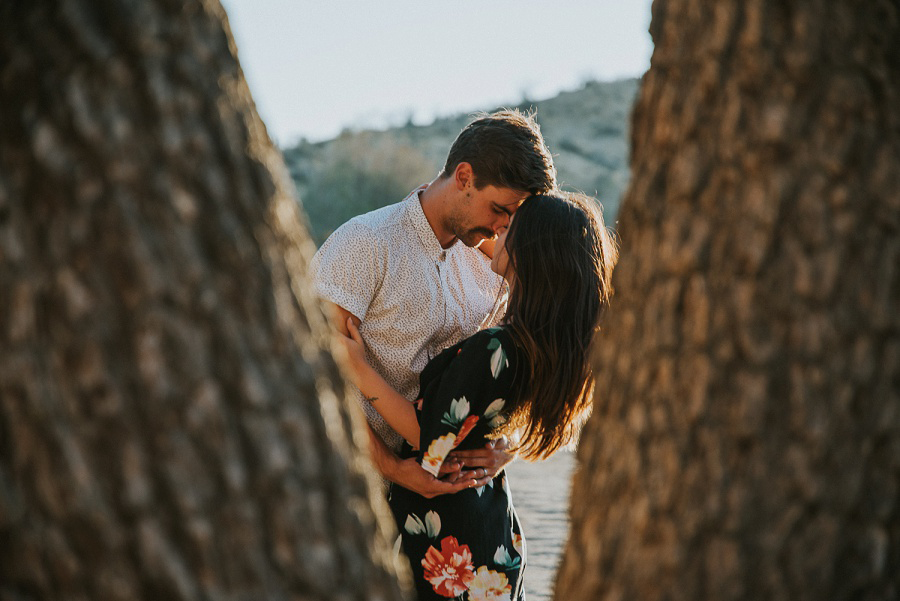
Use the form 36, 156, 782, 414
474, 325, 517, 346
457, 326, 512, 350
421, 327, 520, 387
456, 326, 521, 373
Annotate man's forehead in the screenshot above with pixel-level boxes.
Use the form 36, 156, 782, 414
492, 188, 529, 208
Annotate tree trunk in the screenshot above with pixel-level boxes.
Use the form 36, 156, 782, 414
0, 2, 406, 600
557, 1, 899, 600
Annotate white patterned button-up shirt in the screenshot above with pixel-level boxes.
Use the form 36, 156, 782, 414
311, 188, 507, 452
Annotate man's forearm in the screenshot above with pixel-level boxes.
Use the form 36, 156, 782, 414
366, 426, 402, 483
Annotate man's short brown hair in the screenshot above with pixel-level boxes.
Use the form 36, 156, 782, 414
442, 109, 556, 194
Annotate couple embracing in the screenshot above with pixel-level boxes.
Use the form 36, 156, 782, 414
312, 110, 617, 601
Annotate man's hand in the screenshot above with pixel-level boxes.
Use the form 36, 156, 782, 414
445, 436, 514, 479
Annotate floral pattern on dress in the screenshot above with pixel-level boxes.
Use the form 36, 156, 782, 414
422, 433, 459, 476
441, 396, 471, 427
417, 535, 518, 600
456, 414, 479, 445
468, 566, 512, 601
492, 544, 521, 570
405, 511, 441, 539
422, 536, 476, 597
391, 328, 525, 601
484, 399, 506, 429
487, 338, 508, 379
511, 533, 525, 561
423, 396, 485, 476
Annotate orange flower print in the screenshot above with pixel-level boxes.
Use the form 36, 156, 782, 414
467, 566, 511, 600
422, 433, 457, 476
512, 532, 525, 560
421, 536, 475, 598
454, 415, 479, 447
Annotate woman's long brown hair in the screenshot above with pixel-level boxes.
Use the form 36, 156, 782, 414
500, 192, 617, 460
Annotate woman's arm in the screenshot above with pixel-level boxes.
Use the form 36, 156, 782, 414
338, 318, 421, 447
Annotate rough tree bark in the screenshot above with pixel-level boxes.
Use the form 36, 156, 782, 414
558, 1, 899, 600
0, 1, 406, 600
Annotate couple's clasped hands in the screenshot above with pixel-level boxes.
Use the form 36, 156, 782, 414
376, 432, 512, 498
339, 318, 514, 498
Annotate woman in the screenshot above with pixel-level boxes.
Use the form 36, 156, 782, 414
341, 192, 617, 600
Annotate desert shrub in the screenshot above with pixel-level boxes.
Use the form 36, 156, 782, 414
298, 133, 437, 244
557, 137, 585, 156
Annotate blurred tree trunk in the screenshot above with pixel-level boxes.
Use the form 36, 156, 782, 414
0, 2, 406, 600
558, 1, 899, 600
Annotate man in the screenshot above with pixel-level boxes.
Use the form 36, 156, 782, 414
312, 110, 556, 497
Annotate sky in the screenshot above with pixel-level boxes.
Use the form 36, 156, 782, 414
220, 1, 654, 145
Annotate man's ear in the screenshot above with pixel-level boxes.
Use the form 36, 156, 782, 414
453, 161, 475, 191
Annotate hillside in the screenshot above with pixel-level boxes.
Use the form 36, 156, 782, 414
282, 78, 639, 244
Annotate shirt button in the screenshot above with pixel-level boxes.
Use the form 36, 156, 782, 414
439, 251, 446, 261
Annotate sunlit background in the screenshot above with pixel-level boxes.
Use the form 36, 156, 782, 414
220, 1, 653, 145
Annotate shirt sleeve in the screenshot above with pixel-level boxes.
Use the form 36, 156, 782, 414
417, 329, 516, 477
310, 219, 382, 321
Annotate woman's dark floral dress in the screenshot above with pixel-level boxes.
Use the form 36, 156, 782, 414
388, 326, 527, 601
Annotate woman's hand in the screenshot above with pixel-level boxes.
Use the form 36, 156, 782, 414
338, 316, 371, 388
446, 436, 515, 479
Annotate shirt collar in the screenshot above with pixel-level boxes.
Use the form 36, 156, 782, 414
404, 186, 456, 262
